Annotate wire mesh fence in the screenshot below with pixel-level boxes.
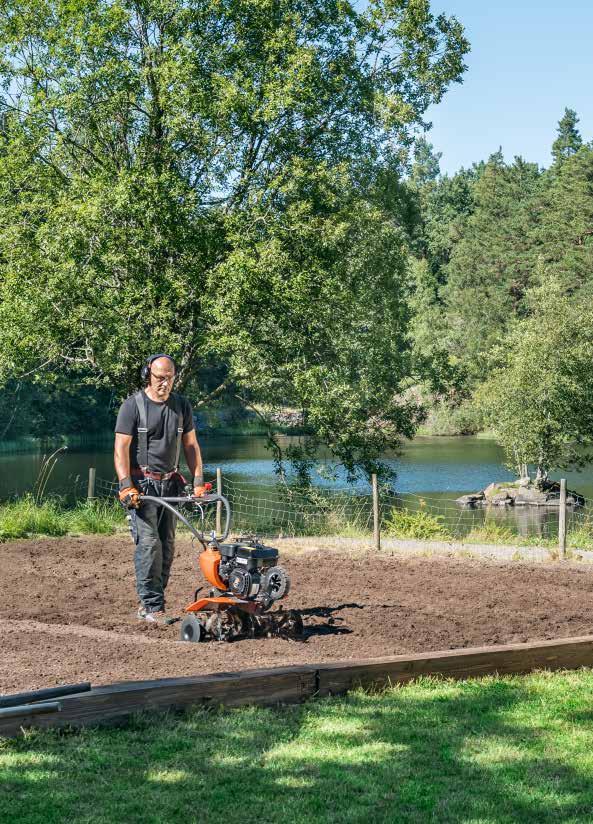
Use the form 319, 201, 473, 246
83, 468, 593, 550
222, 477, 374, 537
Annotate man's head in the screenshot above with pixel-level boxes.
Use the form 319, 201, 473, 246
143, 354, 176, 401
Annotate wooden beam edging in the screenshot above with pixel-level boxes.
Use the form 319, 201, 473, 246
315, 634, 593, 695
3, 635, 593, 738
0, 666, 316, 738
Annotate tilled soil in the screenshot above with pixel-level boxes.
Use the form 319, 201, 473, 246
3, 534, 593, 693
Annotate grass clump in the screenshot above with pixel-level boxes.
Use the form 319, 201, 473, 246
566, 516, 593, 552
4, 669, 593, 822
463, 520, 521, 545
0, 496, 125, 542
65, 500, 124, 535
0, 496, 68, 541
383, 506, 452, 540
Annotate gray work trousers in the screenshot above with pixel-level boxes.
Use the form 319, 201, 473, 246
129, 478, 178, 612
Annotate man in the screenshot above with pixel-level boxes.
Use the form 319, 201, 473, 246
114, 354, 208, 622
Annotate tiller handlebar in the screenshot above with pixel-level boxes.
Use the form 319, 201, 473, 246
140, 493, 231, 546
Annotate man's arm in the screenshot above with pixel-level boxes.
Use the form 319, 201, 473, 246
114, 432, 134, 487
114, 432, 141, 508
182, 430, 206, 493
182, 429, 203, 480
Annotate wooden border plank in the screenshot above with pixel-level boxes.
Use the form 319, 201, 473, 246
316, 635, 593, 695
3, 635, 593, 738
0, 666, 317, 737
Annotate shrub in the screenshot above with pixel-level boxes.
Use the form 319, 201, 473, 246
419, 398, 485, 436
383, 507, 452, 540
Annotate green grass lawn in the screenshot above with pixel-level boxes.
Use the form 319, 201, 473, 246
3, 670, 593, 823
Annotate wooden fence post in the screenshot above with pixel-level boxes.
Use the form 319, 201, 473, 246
372, 473, 380, 553
558, 478, 566, 560
216, 467, 222, 536
87, 467, 96, 502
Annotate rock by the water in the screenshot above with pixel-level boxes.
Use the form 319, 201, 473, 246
456, 480, 584, 508
456, 492, 485, 507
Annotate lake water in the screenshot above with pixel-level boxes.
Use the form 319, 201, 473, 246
2, 433, 593, 497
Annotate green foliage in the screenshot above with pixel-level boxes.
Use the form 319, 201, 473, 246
536, 145, 593, 295
443, 152, 542, 380
419, 395, 484, 436
383, 505, 451, 539
0, 379, 115, 439
566, 515, 593, 552
552, 108, 583, 165
476, 278, 593, 477
0, 0, 469, 481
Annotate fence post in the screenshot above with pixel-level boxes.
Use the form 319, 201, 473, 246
558, 478, 566, 560
87, 467, 96, 501
372, 473, 381, 552
216, 467, 222, 536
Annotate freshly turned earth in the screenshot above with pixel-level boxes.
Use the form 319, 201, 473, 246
2, 534, 593, 693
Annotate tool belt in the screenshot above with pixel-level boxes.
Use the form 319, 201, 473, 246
131, 468, 183, 482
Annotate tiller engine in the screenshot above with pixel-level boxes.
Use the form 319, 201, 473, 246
139, 489, 303, 642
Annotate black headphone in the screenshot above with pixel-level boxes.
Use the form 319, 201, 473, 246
140, 353, 177, 384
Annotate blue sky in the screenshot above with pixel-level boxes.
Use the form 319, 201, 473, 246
424, 1, 592, 175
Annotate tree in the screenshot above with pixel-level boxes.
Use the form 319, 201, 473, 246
405, 145, 479, 400
410, 135, 442, 189
0, 0, 469, 479
535, 145, 593, 296
552, 108, 582, 165
442, 152, 542, 381
476, 278, 593, 481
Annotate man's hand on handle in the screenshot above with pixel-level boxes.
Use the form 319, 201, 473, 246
119, 485, 141, 509
193, 479, 212, 498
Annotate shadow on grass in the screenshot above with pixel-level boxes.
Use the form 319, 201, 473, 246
2, 672, 593, 823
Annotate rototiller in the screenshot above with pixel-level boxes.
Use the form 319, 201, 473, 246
139, 487, 303, 642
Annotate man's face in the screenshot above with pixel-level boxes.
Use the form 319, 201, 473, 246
149, 357, 176, 401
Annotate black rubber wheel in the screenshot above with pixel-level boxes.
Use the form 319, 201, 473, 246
180, 614, 204, 643
264, 566, 290, 600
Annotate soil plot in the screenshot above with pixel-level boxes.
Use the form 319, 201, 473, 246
2, 535, 593, 693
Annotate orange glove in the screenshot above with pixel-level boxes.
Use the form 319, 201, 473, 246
193, 481, 212, 498
119, 486, 141, 509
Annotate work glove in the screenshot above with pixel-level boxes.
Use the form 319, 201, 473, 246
193, 481, 212, 498
119, 486, 141, 509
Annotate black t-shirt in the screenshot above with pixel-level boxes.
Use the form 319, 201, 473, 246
115, 391, 195, 473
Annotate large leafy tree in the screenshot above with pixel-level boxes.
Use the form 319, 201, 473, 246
0, 0, 468, 477
477, 279, 593, 481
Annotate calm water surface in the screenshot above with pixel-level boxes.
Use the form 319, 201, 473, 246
2, 434, 592, 501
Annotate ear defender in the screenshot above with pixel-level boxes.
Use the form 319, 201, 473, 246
140, 354, 177, 384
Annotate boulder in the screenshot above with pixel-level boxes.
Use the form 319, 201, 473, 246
457, 479, 584, 508
456, 493, 485, 508
514, 487, 551, 506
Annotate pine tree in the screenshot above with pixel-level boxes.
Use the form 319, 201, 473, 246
536, 145, 593, 295
552, 108, 582, 165
442, 152, 542, 381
